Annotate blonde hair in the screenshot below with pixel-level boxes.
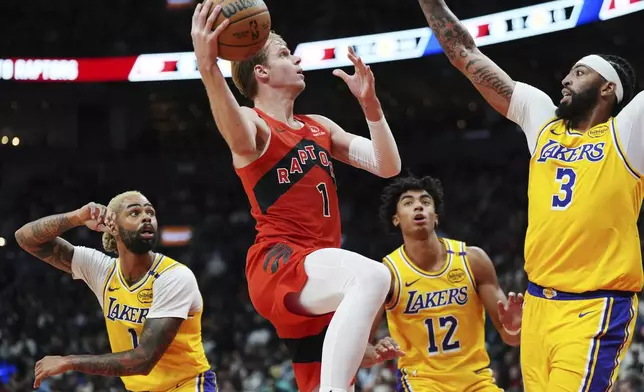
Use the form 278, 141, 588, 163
102, 190, 144, 255
231, 31, 286, 99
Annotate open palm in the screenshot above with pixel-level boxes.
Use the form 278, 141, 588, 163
497, 292, 524, 332
332, 46, 377, 103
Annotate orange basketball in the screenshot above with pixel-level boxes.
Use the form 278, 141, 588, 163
211, 0, 271, 61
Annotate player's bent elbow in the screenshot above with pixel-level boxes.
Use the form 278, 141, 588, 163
380, 163, 402, 179
14, 228, 28, 248
14, 229, 23, 245
137, 359, 158, 376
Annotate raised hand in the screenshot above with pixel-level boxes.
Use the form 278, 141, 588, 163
77, 202, 116, 233
191, 0, 231, 69
332, 46, 377, 104
497, 292, 524, 333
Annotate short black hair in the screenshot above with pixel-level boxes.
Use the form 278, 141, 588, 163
379, 173, 445, 233
598, 54, 637, 116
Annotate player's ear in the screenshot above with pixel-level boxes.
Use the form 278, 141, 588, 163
254, 64, 268, 81
600, 81, 616, 99
109, 222, 119, 237
391, 215, 399, 228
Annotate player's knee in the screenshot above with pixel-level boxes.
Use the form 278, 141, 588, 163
360, 261, 391, 298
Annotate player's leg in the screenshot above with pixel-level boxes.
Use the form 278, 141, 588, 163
285, 248, 391, 392
520, 292, 551, 392
547, 294, 637, 392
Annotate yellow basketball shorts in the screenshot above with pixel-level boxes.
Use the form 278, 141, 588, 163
396, 368, 502, 392
127, 370, 217, 392
521, 282, 638, 392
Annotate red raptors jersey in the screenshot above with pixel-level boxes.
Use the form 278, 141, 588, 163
235, 108, 342, 256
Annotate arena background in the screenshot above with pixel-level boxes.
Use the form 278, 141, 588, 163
1, 0, 643, 390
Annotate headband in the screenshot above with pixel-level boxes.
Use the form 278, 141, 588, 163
575, 54, 624, 103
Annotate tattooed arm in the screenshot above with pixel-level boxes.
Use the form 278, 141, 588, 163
417, 0, 515, 116
68, 267, 198, 376
70, 317, 182, 376
33, 318, 183, 387
15, 212, 82, 273
15, 203, 114, 273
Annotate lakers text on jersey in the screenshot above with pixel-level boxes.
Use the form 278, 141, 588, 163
102, 253, 211, 391
526, 118, 643, 293
384, 238, 501, 392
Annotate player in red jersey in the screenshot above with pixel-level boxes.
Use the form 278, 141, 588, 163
192, 2, 402, 392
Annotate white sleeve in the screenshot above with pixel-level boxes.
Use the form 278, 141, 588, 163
507, 82, 558, 154
147, 266, 203, 320
71, 246, 115, 305
615, 91, 644, 175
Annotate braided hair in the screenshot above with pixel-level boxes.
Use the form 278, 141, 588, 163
598, 54, 638, 115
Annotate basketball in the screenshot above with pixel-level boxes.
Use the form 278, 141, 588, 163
211, 0, 271, 61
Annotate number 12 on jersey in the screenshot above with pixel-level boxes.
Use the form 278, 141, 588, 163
552, 167, 577, 210
425, 315, 460, 356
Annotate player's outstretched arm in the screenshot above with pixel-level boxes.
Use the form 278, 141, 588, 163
15, 203, 114, 274
192, 1, 262, 157
467, 246, 522, 347
310, 47, 401, 178
616, 91, 644, 175
416, 0, 516, 116
33, 317, 183, 388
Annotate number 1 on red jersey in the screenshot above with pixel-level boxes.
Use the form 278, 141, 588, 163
316, 183, 331, 217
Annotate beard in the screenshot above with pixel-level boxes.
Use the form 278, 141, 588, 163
555, 83, 600, 122
118, 227, 157, 255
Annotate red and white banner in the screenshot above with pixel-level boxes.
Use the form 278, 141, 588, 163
1, 0, 640, 83
0, 57, 137, 82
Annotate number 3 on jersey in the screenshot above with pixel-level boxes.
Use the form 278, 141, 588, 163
552, 167, 577, 210
425, 315, 460, 356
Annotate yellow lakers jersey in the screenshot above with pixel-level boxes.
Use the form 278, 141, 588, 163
383, 239, 492, 380
526, 118, 644, 293
101, 253, 210, 391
